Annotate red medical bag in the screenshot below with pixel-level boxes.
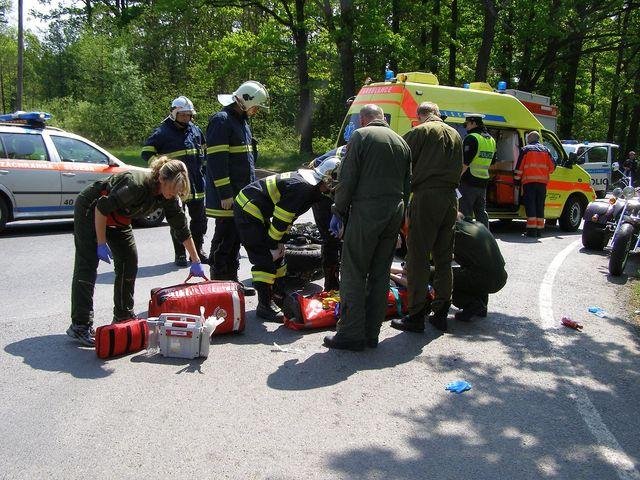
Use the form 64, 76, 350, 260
148, 280, 245, 335
95, 319, 149, 359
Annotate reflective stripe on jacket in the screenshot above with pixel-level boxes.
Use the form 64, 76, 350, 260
234, 172, 323, 248
514, 143, 556, 185
141, 118, 206, 200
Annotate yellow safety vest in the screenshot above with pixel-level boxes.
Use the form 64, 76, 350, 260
468, 133, 496, 179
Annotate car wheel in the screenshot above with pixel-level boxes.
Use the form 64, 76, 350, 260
559, 195, 584, 232
581, 221, 607, 251
609, 223, 634, 276
132, 208, 165, 228
0, 197, 8, 232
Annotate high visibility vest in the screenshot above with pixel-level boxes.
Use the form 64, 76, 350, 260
468, 133, 496, 179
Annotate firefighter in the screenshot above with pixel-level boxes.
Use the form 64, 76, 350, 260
141, 96, 208, 266
206, 81, 269, 282
234, 159, 340, 321
67, 157, 207, 346
514, 131, 556, 237
325, 104, 411, 351
452, 216, 507, 320
308, 145, 347, 291
459, 113, 497, 228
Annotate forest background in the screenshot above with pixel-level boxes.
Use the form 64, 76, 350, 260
0, 0, 639, 169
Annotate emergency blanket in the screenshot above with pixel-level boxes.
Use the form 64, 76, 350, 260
283, 288, 409, 331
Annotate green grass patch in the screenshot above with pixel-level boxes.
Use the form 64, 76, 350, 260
109, 146, 146, 167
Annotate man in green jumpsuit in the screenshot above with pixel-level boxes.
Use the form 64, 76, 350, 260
391, 102, 463, 333
452, 216, 507, 320
324, 104, 411, 351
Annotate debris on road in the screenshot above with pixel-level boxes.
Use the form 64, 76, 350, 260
445, 380, 472, 394
561, 316, 583, 331
588, 306, 608, 318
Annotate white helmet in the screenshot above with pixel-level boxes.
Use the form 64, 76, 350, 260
170, 96, 196, 120
218, 81, 269, 111
298, 156, 341, 187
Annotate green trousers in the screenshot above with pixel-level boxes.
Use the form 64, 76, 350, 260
70, 196, 138, 326
337, 198, 404, 341
406, 188, 458, 315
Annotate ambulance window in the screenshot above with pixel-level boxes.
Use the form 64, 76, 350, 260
1, 133, 48, 161
542, 139, 561, 164
585, 146, 607, 163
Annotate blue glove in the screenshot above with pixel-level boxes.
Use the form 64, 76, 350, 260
189, 261, 207, 278
329, 214, 343, 238
445, 380, 472, 394
97, 243, 113, 264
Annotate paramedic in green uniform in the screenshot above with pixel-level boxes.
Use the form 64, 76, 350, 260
66, 157, 207, 346
451, 216, 507, 321
324, 104, 411, 351
458, 113, 496, 228
391, 102, 462, 333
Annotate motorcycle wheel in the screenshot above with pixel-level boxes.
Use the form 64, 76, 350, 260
582, 221, 607, 251
608, 223, 635, 276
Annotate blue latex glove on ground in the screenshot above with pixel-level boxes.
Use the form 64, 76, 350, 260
97, 243, 113, 264
329, 214, 343, 238
189, 261, 207, 278
445, 380, 472, 394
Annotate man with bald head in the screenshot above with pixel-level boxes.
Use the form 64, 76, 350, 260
324, 104, 411, 351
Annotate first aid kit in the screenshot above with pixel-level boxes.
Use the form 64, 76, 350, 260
148, 279, 245, 335
95, 319, 149, 359
147, 308, 225, 359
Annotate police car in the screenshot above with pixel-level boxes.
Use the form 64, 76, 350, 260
561, 141, 620, 198
0, 111, 164, 232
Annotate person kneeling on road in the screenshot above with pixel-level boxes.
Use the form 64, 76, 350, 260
234, 159, 341, 321
450, 216, 507, 321
67, 157, 208, 347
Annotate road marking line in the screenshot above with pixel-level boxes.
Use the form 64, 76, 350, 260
539, 239, 640, 480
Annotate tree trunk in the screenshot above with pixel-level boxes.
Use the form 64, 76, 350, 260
557, 37, 583, 139
607, 2, 631, 141
474, 0, 497, 82
294, 0, 313, 154
430, 0, 441, 75
448, 0, 458, 85
589, 55, 596, 114
339, 0, 355, 102
16, 0, 23, 110
626, 73, 640, 151
389, 0, 400, 74
419, 0, 428, 70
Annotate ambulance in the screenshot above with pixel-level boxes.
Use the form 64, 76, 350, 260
337, 72, 595, 231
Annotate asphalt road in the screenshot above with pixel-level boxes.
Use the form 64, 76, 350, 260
1, 215, 639, 479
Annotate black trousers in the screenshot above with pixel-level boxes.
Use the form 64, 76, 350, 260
522, 183, 546, 219
209, 216, 241, 275
171, 198, 207, 256
311, 196, 341, 268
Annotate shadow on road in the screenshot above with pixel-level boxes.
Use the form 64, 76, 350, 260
318, 311, 640, 479
1, 219, 74, 237
4, 334, 113, 379
96, 262, 179, 283
490, 219, 582, 244
130, 352, 206, 374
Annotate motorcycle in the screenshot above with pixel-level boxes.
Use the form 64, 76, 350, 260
582, 184, 640, 276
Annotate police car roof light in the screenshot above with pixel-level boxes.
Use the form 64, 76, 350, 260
0, 111, 52, 127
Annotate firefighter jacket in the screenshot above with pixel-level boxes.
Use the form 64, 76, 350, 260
141, 118, 206, 201
235, 172, 324, 249
402, 114, 462, 191
79, 170, 190, 241
461, 127, 496, 187
514, 143, 556, 185
205, 105, 258, 218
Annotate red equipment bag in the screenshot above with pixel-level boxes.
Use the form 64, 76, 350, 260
95, 319, 149, 359
283, 287, 409, 331
148, 279, 245, 335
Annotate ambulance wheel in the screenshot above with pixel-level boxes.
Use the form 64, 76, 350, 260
581, 221, 606, 251
132, 208, 165, 228
0, 197, 8, 233
559, 195, 584, 232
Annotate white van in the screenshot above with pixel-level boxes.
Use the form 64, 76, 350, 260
562, 142, 619, 198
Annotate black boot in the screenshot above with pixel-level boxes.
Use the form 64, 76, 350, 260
428, 302, 451, 332
255, 283, 285, 322
192, 237, 209, 264
323, 264, 340, 292
391, 308, 426, 333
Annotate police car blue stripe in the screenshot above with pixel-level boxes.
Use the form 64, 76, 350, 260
440, 110, 507, 123
583, 168, 611, 174
14, 206, 74, 212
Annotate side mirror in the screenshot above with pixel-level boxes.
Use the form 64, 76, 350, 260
568, 152, 577, 164
612, 161, 620, 171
